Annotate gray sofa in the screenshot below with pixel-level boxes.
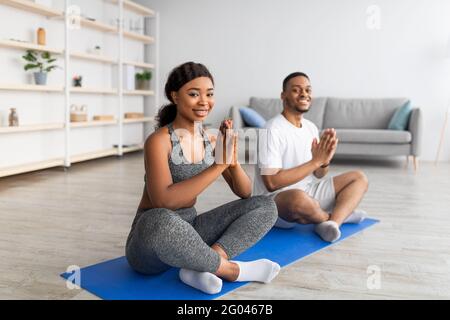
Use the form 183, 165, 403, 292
229, 97, 422, 166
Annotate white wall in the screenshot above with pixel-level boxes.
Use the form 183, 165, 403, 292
140, 0, 450, 161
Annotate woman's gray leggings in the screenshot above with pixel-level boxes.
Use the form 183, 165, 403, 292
125, 195, 277, 275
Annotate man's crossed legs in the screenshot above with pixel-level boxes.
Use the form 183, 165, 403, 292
273, 170, 369, 242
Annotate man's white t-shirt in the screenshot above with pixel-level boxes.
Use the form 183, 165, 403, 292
253, 113, 320, 196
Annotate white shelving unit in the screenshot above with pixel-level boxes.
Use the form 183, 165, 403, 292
123, 143, 144, 153
70, 120, 118, 128
123, 60, 154, 69
0, 158, 65, 178
123, 116, 154, 124
123, 89, 154, 96
0, 0, 63, 17
0, 0, 158, 178
70, 148, 118, 164
70, 51, 117, 64
0, 39, 63, 54
70, 87, 118, 95
123, 30, 154, 43
0, 123, 64, 133
108, 0, 155, 16
77, 17, 118, 33
0, 84, 64, 92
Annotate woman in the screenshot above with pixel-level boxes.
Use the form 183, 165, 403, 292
125, 62, 280, 294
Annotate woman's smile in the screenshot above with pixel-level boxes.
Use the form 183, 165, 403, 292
192, 108, 209, 117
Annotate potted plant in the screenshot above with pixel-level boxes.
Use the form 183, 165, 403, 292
135, 70, 152, 90
22, 50, 58, 85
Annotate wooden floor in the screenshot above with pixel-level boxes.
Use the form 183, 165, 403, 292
1, 153, 449, 300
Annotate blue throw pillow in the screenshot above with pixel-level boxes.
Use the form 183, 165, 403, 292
388, 101, 412, 130
239, 107, 266, 128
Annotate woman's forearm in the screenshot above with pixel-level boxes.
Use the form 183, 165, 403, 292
228, 164, 252, 198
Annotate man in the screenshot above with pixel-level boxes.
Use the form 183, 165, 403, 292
253, 72, 369, 242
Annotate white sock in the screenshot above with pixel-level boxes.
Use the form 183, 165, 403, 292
274, 216, 297, 229
179, 268, 222, 294
231, 259, 280, 283
344, 209, 367, 224
314, 220, 341, 242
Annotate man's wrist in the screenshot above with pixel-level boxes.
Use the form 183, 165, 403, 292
320, 162, 330, 168
311, 160, 323, 169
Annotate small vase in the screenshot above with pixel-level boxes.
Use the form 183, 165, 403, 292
9, 108, 19, 127
34, 72, 47, 85
37, 27, 46, 45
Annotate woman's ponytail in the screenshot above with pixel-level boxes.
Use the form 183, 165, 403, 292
156, 103, 177, 128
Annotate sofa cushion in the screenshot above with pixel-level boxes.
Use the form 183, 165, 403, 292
249, 96, 327, 128
239, 107, 266, 128
249, 97, 283, 121
323, 98, 409, 129
388, 100, 412, 130
334, 129, 412, 144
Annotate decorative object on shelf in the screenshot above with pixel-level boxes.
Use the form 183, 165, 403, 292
129, 18, 143, 32
73, 75, 83, 87
93, 115, 114, 121
8, 108, 19, 127
22, 50, 58, 85
135, 70, 152, 90
70, 104, 88, 122
90, 45, 102, 55
124, 112, 144, 119
37, 27, 46, 45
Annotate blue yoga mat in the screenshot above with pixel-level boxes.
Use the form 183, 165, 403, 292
61, 218, 378, 300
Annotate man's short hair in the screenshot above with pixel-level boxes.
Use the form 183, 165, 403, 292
282, 72, 310, 91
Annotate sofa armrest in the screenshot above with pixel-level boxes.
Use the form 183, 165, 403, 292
229, 105, 245, 129
408, 108, 422, 157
